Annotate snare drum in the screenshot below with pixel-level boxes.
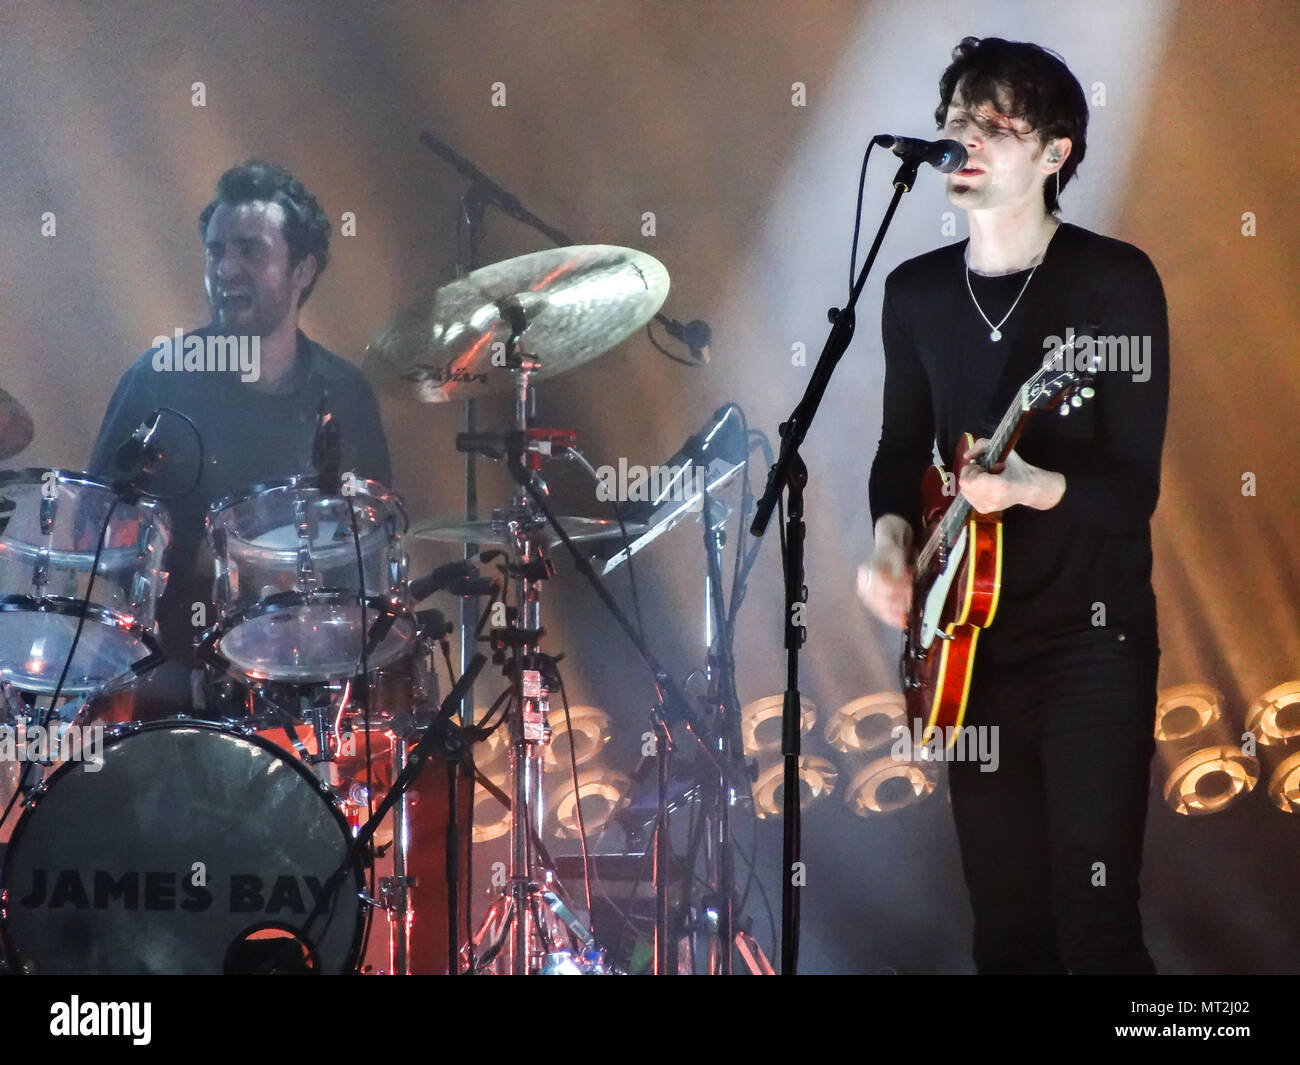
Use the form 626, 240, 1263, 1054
202, 476, 414, 683
0, 719, 366, 974
0, 469, 170, 695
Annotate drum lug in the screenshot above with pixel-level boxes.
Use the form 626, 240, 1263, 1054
39, 490, 57, 535
32, 548, 49, 588
129, 572, 149, 614
293, 497, 318, 591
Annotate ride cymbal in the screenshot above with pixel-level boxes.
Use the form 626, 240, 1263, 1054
364, 245, 669, 403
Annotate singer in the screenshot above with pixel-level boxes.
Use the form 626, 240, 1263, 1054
857, 37, 1169, 973
88, 160, 392, 719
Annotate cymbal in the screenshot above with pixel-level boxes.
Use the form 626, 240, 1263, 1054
364, 245, 670, 403
411, 513, 647, 548
0, 388, 35, 461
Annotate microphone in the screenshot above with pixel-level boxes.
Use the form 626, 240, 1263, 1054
113, 409, 163, 472
312, 398, 342, 495
455, 431, 508, 461
409, 559, 496, 602
112, 409, 165, 496
873, 135, 967, 174
658, 315, 712, 363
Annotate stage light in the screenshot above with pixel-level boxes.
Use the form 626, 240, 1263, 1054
751, 754, 837, 819
739, 694, 815, 755
547, 767, 630, 838
542, 704, 610, 771
844, 755, 939, 817
1155, 683, 1224, 743
1162, 745, 1259, 816
1265, 751, 1300, 814
1245, 681, 1300, 748
825, 691, 908, 755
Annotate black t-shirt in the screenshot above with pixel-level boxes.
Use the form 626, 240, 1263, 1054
867, 222, 1169, 657
88, 326, 393, 710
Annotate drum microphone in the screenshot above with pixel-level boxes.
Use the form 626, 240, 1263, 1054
409, 558, 496, 602
657, 314, 712, 363
113, 409, 165, 494
114, 409, 162, 470
872, 135, 968, 173
312, 398, 342, 495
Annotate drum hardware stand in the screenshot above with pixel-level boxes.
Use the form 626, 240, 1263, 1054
496, 408, 752, 976
454, 354, 589, 974
699, 484, 743, 975
298, 652, 487, 967
649, 696, 675, 974
661, 481, 772, 974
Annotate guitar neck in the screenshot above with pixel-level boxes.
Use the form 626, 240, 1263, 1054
916, 385, 1033, 571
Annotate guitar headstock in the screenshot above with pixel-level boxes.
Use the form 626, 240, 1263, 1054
1020, 334, 1097, 414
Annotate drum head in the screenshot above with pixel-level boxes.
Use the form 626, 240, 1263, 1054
1, 721, 364, 974
215, 595, 415, 683
0, 600, 159, 694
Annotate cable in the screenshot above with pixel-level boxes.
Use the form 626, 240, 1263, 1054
0, 493, 118, 834
346, 492, 375, 956
293, 489, 372, 959
554, 669, 593, 921
644, 321, 702, 368
849, 140, 881, 295
732, 826, 779, 967
565, 446, 644, 644
139, 407, 204, 501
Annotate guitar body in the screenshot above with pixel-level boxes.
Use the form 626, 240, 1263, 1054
901, 433, 1003, 744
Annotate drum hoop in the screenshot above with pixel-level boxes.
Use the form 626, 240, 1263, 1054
0, 468, 173, 542
0, 595, 164, 693
0, 594, 163, 643
199, 592, 415, 683
0, 717, 366, 974
206, 475, 408, 530
209, 589, 412, 627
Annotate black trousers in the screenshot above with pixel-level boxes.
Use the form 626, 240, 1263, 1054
947, 626, 1159, 974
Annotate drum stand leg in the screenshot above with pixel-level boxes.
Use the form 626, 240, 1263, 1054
382, 735, 414, 976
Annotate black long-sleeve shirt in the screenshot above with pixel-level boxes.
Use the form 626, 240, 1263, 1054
868, 222, 1169, 656
88, 326, 392, 710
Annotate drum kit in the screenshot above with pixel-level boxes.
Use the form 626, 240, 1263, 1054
0, 243, 746, 975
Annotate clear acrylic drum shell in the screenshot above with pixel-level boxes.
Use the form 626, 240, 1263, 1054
204, 590, 416, 683
0, 719, 365, 974
0, 469, 171, 694
205, 477, 412, 682
208, 476, 407, 607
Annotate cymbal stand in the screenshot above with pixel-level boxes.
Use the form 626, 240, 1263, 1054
462, 354, 590, 974
699, 484, 740, 974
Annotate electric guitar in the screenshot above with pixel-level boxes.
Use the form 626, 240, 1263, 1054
900, 340, 1094, 745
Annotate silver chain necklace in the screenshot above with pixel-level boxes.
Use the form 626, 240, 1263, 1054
963, 227, 1058, 342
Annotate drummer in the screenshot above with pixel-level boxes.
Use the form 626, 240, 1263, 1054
88, 160, 392, 720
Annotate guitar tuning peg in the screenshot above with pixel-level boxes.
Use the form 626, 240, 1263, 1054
1080, 386, 1095, 399
1059, 404, 1070, 416
1070, 394, 1083, 408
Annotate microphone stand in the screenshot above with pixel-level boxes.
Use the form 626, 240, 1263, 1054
749, 155, 922, 974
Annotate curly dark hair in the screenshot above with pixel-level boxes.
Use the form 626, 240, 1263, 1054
933, 37, 1088, 214
198, 160, 331, 304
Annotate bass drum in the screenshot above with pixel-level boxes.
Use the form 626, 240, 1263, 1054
0, 720, 366, 974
